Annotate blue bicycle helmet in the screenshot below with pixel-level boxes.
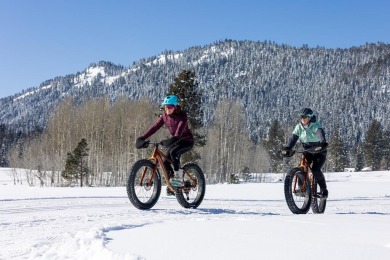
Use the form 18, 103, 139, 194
161, 95, 179, 106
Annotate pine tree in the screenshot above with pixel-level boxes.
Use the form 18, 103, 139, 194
73, 138, 90, 187
241, 166, 252, 182
62, 152, 78, 182
380, 129, 390, 170
364, 119, 383, 170
0, 124, 8, 167
168, 70, 205, 162
229, 173, 239, 184
329, 128, 349, 172
62, 138, 90, 186
355, 141, 365, 172
262, 119, 285, 173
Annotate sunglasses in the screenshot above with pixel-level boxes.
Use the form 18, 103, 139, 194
301, 115, 313, 119
165, 105, 175, 109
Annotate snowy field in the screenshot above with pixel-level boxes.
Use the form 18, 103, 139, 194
1, 168, 390, 260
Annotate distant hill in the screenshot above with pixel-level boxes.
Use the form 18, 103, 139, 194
1, 39, 390, 146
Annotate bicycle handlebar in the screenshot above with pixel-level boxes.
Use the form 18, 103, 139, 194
142, 141, 167, 148
297, 147, 324, 154
282, 144, 327, 157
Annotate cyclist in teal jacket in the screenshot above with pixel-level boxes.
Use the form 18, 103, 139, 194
283, 108, 329, 198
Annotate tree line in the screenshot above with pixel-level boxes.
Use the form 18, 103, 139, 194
6, 69, 390, 187
6, 98, 390, 186
7, 97, 271, 186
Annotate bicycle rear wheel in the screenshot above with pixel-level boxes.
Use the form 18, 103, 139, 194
175, 163, 206, 209
284, 167, 311, 214
310, 177, 327, 214
126, 159, 161, 210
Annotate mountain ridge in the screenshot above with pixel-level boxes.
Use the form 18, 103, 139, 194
1, 39, 390, 146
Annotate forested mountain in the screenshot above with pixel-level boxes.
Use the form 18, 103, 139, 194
1, 39, 390, 147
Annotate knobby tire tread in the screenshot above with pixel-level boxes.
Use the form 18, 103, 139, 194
311, 178, 327, 214
284, 167, 311, 214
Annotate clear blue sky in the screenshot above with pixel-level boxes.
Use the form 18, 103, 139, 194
1, 0, 389, 98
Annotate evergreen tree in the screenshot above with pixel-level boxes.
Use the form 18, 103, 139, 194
364, 119, 383, 170
328, 128, 349, 172
355, 141, 365, 172
0, 124, 8, 167
380, 129, 390, 170
169, 70, 204, 131
262, 119, 285, 173
229, 173, 239, 184
241, 166, 252, 182
62, 138, 90, 186
73, 138, 90, 187
168, 70, 205, 162
62, 152, 78, 182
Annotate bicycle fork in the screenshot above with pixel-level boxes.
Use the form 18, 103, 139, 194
293, 155, 310, 195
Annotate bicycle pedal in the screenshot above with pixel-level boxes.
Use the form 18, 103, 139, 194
166, 187, 175, 196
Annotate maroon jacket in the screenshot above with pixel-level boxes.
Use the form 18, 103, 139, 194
141, 110, 194, 143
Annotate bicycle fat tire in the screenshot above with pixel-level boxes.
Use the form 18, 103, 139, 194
284, 167, 311, 214
175, 163, 206, 209
126, 159, 161, 210
310, 177, 327, 214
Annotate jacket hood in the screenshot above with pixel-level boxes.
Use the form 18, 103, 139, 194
310, 115, 317, 123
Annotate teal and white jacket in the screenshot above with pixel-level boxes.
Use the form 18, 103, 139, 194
286, 115, 327, 150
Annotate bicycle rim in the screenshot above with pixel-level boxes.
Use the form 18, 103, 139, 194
126, 159, 161, 210
175, 163, 206, 209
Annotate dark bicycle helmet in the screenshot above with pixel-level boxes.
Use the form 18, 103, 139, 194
300, 108, 314, 118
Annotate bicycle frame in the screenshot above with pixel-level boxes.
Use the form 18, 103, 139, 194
140, 143, 197, 193
293, 153, 315, 194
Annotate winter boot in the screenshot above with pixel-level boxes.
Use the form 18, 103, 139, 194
317, 179, 328, 199
170, 169, 184, 187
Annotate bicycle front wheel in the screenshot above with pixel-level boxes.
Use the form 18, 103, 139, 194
126, 159, 161, 210
284, 167, 311, 214
175, 163, 206, 209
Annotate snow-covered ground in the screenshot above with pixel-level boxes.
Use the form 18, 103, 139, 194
1, 168, 390, 259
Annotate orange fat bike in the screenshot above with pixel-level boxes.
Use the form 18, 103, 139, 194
126, 141, 206, 210
283, 147, 327, 214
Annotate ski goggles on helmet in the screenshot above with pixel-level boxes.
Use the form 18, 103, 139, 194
301, 114, 313, 118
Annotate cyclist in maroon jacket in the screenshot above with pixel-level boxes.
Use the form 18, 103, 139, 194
136, 95, 194, 190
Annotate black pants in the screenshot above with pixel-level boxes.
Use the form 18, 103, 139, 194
304, 152, 327, 188
163, 139, 194, 173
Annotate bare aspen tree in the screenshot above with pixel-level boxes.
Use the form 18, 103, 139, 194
8, 96, 272, 186
200, 100, 271, 183
45, 98, 79, 184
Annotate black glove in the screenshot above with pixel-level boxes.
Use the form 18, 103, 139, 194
160, 137, 179, 147
313, 142, 328, 152
281, 147, 295, 157
135, 137, 149, 149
